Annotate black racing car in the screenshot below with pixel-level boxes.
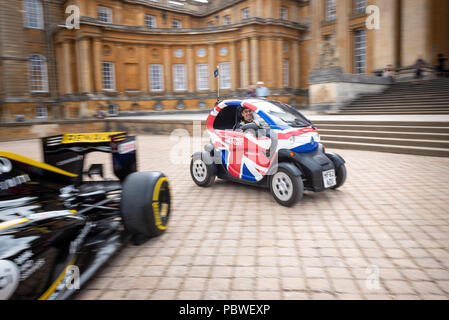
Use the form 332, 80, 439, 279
0, 132, 170, 300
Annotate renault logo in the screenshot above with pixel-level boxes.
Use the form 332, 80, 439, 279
0, 158, 12, 174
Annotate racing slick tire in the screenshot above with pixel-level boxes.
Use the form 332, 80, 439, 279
121, 171, 170, 238
190, 152, 216, 187
269, 166, 304, 207
331, 164, 347, 190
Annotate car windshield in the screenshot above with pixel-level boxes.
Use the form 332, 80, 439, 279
253, 100, 313, 128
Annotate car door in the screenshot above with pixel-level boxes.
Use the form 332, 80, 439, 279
240, 130, 273, 182
214, 129, 245, 179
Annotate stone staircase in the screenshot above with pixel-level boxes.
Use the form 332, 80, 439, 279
314, 120, 449, 157
339, 78, 449, 115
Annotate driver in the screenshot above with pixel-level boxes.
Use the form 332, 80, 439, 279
235, 107, 264, 130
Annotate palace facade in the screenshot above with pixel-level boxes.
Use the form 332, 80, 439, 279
0, 0, 448, 121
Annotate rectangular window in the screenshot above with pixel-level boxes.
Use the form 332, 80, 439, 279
98, 6, 113, 23
283, 59, 289, 87
24, 0, 44, 29
102, 62, 115, 90
325, 0, 336, 21
196, 64, 209, 91
149, 64, 164, 91
172, 19, 182, 29
241, 8, 250, 19
280, 7, 288, 20
29, 55, 49, 93
223, 15, 231, 25
354, 29, 366, 74
208, 21, 214, 27
145, 14, 156, 28
173, 64, 186, 91
36, 106, 48, 119
353, 0, 367, 13
219, 62, 231, 89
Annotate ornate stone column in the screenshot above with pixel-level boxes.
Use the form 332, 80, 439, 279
186, 45, 195, 93
116, 44, 124, 92
292, 40, 300, 89
139, 44, 148, 92
208, 43, 216, 91
276, 38, 283, 88
266, 37, 275, 88
336, 0, 350, 73
92, 38, 102, 93
76, 37, 92, 93
310, 0, 324, 69
163, 45, 172, 93
242, 38, 250, 88
62, 40, 73, 94
250, 36, 259, 85
256, 0, 264, 17
230, 40, 238, 90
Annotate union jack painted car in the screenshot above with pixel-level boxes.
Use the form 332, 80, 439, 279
190, 99, 347, 207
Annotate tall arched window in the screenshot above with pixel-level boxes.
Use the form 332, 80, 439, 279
23, 0, 44, 29
29, 54, 49, 92
325, 0, 337, 21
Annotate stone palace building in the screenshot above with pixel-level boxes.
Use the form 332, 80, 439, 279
0, 0, 447, 121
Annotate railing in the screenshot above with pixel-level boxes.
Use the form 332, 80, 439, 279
372, 64, 439, 82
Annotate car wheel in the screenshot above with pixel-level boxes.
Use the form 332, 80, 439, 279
121, 171, 170, 238
270, 167, 304, 207
331, 164, 347, 190
190, 152, 216, 187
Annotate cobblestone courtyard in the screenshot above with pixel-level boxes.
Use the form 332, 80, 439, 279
2, 135, 449, 300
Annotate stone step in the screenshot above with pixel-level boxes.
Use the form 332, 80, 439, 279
384, 84, 449, 89
342, 107, 449, 112
338, 110, 449, 115
351, 97, 449, 103
340, 110, 449, 116
381, 89, 449, 95
385, 82, 449, 88
360, 92, 449, 99
322, 140, 449, 157
346, 103, 449, 108
320, 134, 449, 149
340, 107, 449, 111
318, 129, 449, 140
314, 123, 449, 133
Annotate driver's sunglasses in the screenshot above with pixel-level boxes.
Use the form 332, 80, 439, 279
242, 109, 253, 114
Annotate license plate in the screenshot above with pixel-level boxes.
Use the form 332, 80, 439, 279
323, 169, 336, 188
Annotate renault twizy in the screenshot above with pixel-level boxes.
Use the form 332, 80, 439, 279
190, 99, 346, 207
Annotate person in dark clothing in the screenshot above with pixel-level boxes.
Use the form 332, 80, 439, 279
437, 54, 448, 77
234, 107, 270, 131
235, 107, 259, 129
94, 106, 106, 119
246, 85, 256, 98
414, 57, 425, 80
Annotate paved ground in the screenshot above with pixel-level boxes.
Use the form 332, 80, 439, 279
2, 136, 449, 300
